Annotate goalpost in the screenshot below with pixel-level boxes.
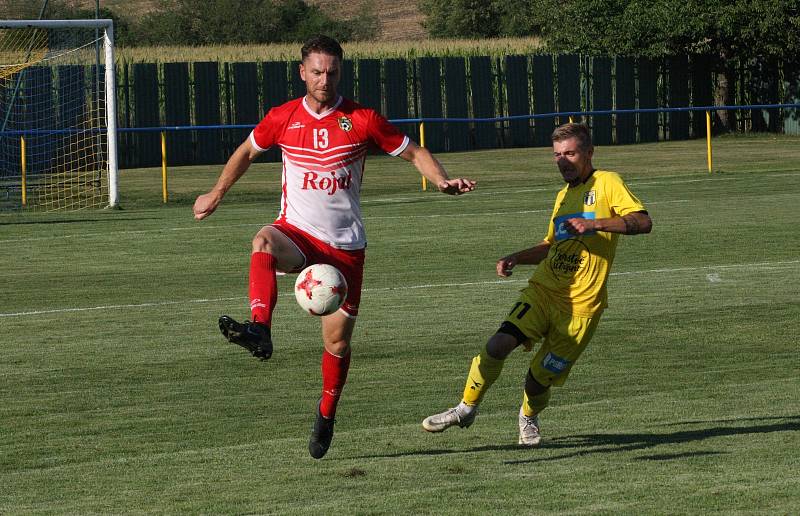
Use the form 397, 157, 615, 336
0, 19, 118, 211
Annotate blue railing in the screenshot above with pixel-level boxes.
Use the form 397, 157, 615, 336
2, 103, 798, 204
1, 103, 798, 137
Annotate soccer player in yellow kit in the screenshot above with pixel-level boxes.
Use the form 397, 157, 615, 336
422, 123, 652, 446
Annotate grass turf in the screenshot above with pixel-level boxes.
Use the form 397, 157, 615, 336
1, 134, 799, 514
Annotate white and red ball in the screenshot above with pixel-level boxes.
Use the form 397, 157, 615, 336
294, 264, 348, 316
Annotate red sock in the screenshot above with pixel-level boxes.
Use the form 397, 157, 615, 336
320, 349, 351, 419
249, 252, 277, 326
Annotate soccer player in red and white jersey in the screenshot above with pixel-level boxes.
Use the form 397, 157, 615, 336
193, 35, 475, 459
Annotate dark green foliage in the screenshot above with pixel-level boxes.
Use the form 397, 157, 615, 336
418, 0, 800, 64
1, 0, 377, 46
523, 0, 800, 63
418, 0, 506, 37
417, 0, 544, 38
0, 0, 378, 46
129, 0, 377, 46
418, 0, 800, 133
519, 0, 800, 131
0, 0, 133, 45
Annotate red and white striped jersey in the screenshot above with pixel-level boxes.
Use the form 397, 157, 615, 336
250, 95, 409, 249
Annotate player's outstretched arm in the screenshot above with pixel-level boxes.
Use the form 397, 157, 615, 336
193, 140, 262, 220
398, 141, 476, 195
496, 241, 551, 277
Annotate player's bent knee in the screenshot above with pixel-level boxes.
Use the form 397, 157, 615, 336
251, 233, 273, 253
525, 370, 550, 396
486, 322, 528, 359
485, 332, 519, 360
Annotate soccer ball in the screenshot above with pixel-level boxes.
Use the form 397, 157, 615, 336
294, 264, 348, 316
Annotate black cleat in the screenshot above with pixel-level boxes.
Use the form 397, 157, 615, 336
218, 315, 273, 360
309, 405, 335, 459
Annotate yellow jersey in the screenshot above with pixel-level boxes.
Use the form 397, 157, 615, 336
530, 170, 646, 316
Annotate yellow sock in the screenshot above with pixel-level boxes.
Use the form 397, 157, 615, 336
522, 388, 551, 417
461, 349, 505, 406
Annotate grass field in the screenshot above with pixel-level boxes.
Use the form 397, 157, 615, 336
2, 135, 799, 513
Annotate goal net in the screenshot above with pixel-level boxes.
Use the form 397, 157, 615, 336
0, 19, 118, 211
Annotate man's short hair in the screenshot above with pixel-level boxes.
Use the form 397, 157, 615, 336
552, 123, 592, 150
301, 35, 343, 61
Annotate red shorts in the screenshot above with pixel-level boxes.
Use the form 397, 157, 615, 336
271, 221, 365, 317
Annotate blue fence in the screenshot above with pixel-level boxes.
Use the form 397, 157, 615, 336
1, 104, 798, 182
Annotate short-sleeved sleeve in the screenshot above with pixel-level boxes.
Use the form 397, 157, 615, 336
367, 110, 409, 156
249, 108, 281, 152
605, 172, 646, 216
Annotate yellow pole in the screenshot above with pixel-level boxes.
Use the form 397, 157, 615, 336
568, 116, 574, 123
419, 122, 427, 191
20, 137, 27, 206
161, 131, 168, 203
705, 111, 713, 173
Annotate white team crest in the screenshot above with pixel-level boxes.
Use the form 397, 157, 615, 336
338, 116, 352, 131
583, 190, 596, 206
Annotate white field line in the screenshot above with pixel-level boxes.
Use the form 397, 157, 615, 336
361, 186, 552, 204
0, 223, 264, 244
2, 169, 797, 245
1, 259, 798, 319
360, 170, 800, 204
369, 199, 689, 220
4, 168, 796, 245
610, 259, 800, 276
0, 200, 690, 244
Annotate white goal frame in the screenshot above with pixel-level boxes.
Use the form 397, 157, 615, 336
0, 19, 119, 208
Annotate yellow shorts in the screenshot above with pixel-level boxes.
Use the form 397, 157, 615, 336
502, 284, 602, 387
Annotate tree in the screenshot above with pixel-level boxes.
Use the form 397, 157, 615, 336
513, 0, 800, 131
130, 0, 377, 46
418, 0, 506, 38
0, 0, 132, 45
418, 0, 800, 131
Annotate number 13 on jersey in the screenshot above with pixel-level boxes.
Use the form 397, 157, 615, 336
313, 128, 329, 149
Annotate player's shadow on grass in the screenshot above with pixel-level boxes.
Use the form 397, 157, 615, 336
349, 442, 522, 460
503, 415, 800, 465
634, 451, 725, 461
349, 415, 800, 462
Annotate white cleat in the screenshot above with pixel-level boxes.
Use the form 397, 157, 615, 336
518, 409, 542, 447
422, 406, 477, 432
